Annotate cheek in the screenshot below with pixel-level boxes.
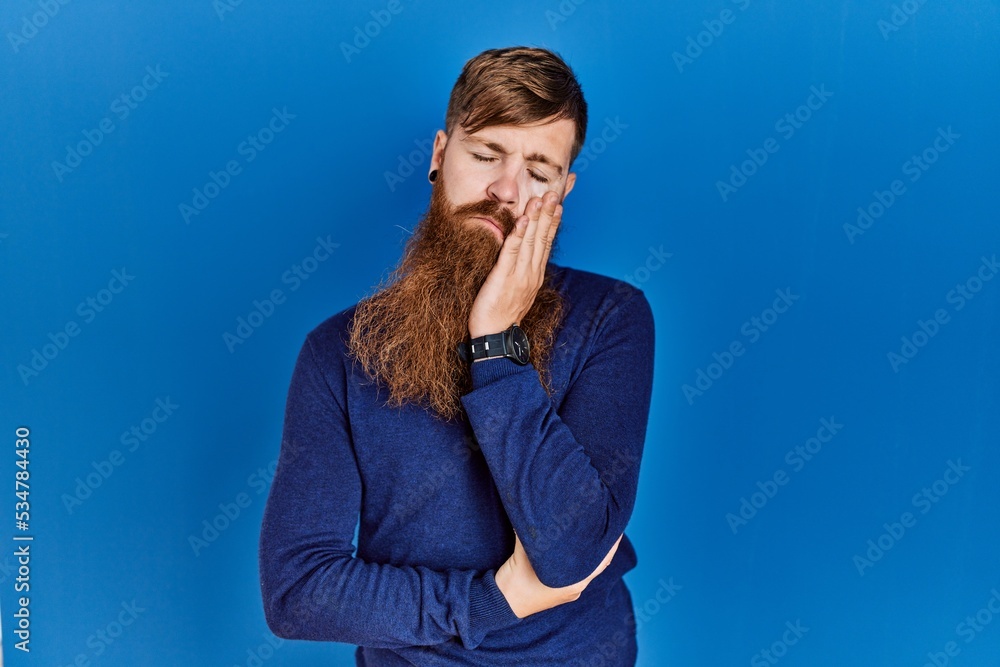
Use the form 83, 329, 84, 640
528, 178, 550, 199
519, 175, 552, 203
444, 166, 484, 202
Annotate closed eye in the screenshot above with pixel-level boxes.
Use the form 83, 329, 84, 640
471, 153, 550, 184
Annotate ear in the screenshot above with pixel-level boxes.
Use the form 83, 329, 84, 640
561, 171, 577, 201
429, 129, 448, 173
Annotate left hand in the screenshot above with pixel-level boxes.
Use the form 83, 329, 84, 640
468, 191, 563, 339
494, 531, 623, 618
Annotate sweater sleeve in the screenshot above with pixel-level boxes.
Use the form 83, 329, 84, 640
259, 335, 521, 650
459, 283, 655, 589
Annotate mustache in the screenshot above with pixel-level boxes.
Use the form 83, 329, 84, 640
450, 198, 518, 237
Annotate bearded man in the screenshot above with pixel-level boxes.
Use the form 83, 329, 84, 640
259, 46, 655, 666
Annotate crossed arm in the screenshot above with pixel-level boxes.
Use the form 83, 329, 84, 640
461, 283, 655, 589
259, 284, 654, 647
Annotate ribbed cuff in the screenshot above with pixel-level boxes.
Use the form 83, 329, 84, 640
469, 357, 533, 388
465, 569, 521, 649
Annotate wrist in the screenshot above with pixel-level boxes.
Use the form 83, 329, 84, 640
469, 320, 510, 339
465, 322, 530, 366
493, 562, 527, 619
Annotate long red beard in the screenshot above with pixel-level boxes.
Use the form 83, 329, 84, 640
346, 176, 565, 421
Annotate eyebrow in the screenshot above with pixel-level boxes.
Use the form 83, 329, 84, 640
463, 136, 564, 177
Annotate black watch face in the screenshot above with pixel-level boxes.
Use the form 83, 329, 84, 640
510, 326, 530, 364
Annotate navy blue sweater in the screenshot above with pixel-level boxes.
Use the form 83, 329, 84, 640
259, 262, 655, 666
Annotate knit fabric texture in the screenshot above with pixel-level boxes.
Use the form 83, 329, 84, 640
259, 261, 655, 666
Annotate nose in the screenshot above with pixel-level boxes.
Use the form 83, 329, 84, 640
486, 167, 519, 211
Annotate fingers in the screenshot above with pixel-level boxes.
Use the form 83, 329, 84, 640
532, 193, 561, 269
493, 213, 528, 276
487, 191, 562, 322
517, 198, 543, 266
517, 191, 561, 276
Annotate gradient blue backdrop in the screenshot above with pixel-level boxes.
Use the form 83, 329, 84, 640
2, 1, 999, 665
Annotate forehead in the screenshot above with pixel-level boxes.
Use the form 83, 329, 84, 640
455, 117, 576, 167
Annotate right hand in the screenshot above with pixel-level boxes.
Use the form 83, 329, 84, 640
494, 532, 623, 619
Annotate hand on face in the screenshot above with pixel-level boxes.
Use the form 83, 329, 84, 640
467, 190, 563, 339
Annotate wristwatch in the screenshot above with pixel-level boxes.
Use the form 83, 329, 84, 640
459, 323, 530, 365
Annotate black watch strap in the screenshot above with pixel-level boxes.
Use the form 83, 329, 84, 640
468, 332, 507, 361
458, 324, 529, 365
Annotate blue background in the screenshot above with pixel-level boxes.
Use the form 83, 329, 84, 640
2, 0, 999, 665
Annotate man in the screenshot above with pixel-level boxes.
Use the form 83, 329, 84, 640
259, 46, 655, 666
